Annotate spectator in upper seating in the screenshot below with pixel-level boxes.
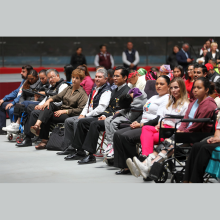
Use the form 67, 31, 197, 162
112, 76, 170, 175
122, 42, 140, 71
64, 64, 74, 83
29, 69, 88, 149
107, 69, 117, 90
196, 49, 208, 65
166, 45, 179, 70
205, 42, 220, 64
0, 65, 33, 135
127, 71, 146, 91
173, 65, 184, 78
189, 64, 207, 102
199, 40, 212, 56
16, 69, 69, 147
94, 44, 114, 70
76, 64, 94, 96
70, 47, 87, 70
132, 77, 217, 179
185, 64, 194, 98
159, 64, 173, 79
176, 43, 192, 72
205, 63, 220, 83
56, 68, 112, 157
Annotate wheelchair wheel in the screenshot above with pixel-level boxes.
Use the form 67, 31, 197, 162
105, 158, 114, 166
16, 136, 23, 144
170, 172, 184, 183
154, 167, 168, 183
8, 134, 14, 141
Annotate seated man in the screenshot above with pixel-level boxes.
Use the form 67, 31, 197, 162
16, 69, 69, 147
57, 68, 112, 156
59, 66, 130, 163
205, 63, 220, 83
127, 71, 146, 91
0, 65, 33, 135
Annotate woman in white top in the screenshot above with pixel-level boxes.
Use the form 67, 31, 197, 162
126, 77, 189, 177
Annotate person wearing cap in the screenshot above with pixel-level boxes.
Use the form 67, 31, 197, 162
127, 71, 146, 91
159, 64, 174, 80
205, 63, 220, 83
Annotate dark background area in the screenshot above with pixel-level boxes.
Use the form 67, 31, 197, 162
0, 37, 219, 67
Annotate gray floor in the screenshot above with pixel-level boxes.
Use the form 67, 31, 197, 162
0, 120, 153, 183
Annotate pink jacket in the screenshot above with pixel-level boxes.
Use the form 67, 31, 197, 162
80, 76, 94, 96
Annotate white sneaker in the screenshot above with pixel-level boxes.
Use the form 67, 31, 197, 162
126, 158, 140, 178
102, 144, 113, 155
106, 148, 114, 159
2, 123, 17, 131
133, 156, 150, 179
5, 123, 20, 132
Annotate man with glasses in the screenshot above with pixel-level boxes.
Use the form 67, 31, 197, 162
0, 65, 33, 135
16, 69, 69, 147
58, 66, 130, 164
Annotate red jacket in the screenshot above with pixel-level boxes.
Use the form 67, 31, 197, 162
178, 97, 217, 133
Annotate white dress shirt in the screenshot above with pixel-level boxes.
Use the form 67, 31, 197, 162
122, 50, 140, 66
38, 83, 68, 106
94, 52, 114, 68
81, 85, 112, 117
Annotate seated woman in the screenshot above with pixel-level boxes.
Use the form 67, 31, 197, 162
3, 69, 47, 132
76, 64, 94, 95
64, 64, 74, 83
184, 64, 194, 98
173, 65, 184, 79
127, 71, 146, 91
159, 64, 173, 80
112, 75, 170, 175
30, 69, 88, 149
132, 77, 217, 179
126, 77, 189, 177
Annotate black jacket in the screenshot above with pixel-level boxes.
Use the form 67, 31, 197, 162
205, 52, 220, 64
166, 52, 178, 70
70, 53, 87, 69
101, 84, 130, 118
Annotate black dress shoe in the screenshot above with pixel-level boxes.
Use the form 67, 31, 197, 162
0, 130, 7, 135
16, 138, 32, 147
57, 148, 76, 155
78, 155, 96, 164
64, 151, 86, 160
115, 169, 131, 175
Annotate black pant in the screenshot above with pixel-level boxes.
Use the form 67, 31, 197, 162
71, 117, 105, 153
183, 140, 218, 183
113, 127, 142, 168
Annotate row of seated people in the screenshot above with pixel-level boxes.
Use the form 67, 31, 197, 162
1, 64, 220, 183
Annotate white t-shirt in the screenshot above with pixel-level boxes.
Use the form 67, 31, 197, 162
159, 101, 189, 128
141, 94, 169, 123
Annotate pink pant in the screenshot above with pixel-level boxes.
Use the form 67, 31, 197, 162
140, 124, 172, 156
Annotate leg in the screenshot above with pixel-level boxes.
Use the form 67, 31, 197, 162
190, 143, 219, 183
104, 116, 114, 144
0, 102, 9, 129
113, 127, 142, 169
140, 125, 159, 156
82, 119, 105, 154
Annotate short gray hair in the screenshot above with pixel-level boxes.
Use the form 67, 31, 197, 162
46, 69, 59, 76
96, 68, 107, 78
182, 43, 189, 47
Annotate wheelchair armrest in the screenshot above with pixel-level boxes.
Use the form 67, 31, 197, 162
164, 114, 184, 119
181, 118, 213, 123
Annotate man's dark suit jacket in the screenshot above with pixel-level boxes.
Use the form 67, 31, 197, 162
176, 49, 191, 71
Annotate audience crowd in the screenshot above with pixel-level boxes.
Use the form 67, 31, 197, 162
1, 39, 220, 183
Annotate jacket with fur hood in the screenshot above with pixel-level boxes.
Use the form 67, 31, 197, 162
178, 96, 217, 133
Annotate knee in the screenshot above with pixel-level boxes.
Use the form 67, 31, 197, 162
9, 107, 14, 115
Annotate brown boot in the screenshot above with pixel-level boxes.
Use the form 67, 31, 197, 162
35, 139, 48, 150
30, 125, 41, 136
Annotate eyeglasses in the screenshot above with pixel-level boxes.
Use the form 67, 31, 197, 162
48, 75, 56, 80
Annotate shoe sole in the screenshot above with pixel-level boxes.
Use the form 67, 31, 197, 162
133, 157, 148, 179
30, 127, 39, 136
126, 159, 140, 178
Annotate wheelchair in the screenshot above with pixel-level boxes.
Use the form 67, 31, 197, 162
147, 110, 217, 183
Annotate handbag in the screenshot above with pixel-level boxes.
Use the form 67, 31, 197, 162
46, 126, 66, 151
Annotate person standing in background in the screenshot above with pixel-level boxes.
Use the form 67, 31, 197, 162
205, 42, 220, 64
70, 47, 87, 70
122, 42, 140, 72
166, 45, 179, 70
94, 44, 114, 70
